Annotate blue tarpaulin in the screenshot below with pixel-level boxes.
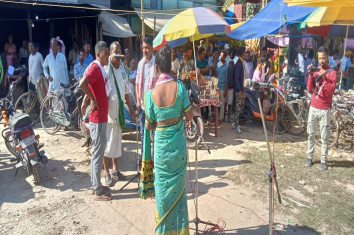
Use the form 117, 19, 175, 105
227, 0, 317, 40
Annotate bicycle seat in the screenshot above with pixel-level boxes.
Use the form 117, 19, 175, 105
60, 83, 71, 89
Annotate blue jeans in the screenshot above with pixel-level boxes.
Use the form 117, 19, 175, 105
89, 122, 107, 194
139, 111, 146, 154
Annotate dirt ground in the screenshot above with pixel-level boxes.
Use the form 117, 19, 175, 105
0, 121, 351, 235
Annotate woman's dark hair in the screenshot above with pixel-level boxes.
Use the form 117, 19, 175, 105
79, 48, 85, 54
318, 46, 328, 55
155, 45, 171, 73
142, 36, 153, 46
308, 49, 314, 59
212, 47, 218, 53
198, 47, 205, 56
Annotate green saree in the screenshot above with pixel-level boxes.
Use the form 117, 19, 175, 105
139, 80, 191, 235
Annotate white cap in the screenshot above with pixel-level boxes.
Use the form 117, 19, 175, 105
224, 43, 230, 50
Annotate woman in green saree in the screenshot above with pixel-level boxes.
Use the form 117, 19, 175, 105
139, 45, 193, 235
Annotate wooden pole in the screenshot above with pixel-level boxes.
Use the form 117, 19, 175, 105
141, 0, 145, 41
27, 10, 33, 42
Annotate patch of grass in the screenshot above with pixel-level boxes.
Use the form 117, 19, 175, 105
228, 142, 354, 234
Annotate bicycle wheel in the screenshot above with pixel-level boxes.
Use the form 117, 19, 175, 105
15, 91, 40, 123
288, 102, 309, 136
40, 95, 62, 134
315, 113, 339, 149
265, 103, 292, 135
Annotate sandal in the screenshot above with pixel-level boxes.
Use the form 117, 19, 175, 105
94, 187, 112, 201
112, 171, 118, 180
90, 186, 110, 195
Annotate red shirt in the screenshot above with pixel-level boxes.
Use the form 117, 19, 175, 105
307, 65, 337, 110
85, 63, 108, 123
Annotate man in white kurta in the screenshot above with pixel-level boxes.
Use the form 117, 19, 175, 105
103, 41, 135, 186
43, 38, 69, 92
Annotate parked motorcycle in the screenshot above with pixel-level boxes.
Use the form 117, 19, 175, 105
1, 78, 48, 185
181, 79, 204, 149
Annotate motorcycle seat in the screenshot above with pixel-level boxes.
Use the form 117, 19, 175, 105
60, 83, 71, 89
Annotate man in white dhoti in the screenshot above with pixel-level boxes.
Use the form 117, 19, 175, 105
103, 41, 135, 186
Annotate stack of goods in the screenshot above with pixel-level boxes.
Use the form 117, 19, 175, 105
332, 89, 354, 148
199, 76, 219, 99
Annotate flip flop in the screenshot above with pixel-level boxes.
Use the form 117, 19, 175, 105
94, 188, 112, 201
111, 171, 118, 180
90, 186, 110, 195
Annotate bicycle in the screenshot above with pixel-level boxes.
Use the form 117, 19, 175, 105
39, 81, 82, 134
15, 74, 49, 123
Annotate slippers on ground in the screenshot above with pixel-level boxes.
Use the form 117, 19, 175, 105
111, 171, 118, 180
94, 187, 112, 201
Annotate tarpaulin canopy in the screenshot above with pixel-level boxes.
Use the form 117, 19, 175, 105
227, 0, 316, 40
134, 8, 183, 32
284, 0, 354, 7
99, 12, 136, 38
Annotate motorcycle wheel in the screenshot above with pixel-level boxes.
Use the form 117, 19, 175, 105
186, 116, 204, 149
315, 113, 339, 149
3, 130, 19, 158
15, 91, 40, 123
40, 95, 62, 134
265, 103, 292, 135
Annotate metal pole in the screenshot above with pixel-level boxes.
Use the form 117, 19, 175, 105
27, 10, 33, 42
339, 25, 349, 90
192, 36, 199, 85
141, 0, 145, 41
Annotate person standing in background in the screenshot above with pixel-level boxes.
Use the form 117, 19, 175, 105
233, 47, 246, 134
77, 40, 94, 65
179, 46, 194, 75
295, 46, 305, 73
282, 55, 288, 74
19, 39, 29, 66
5, 34, 16, 69
28, 42, 43, 91
171, 48, 180, 77
244, 51, 254, 80
217, 50, 228, 122
74, 49, 88, 80
129, 58, 138, 106
124, 48, 131, 68
136, 36, 157, 154
261, 47, 270, 81
43, 38, 69, 92
209, 47, 219, 77
68, 40, 79, 71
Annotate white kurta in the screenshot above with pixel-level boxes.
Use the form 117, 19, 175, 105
104, 63, 131, 158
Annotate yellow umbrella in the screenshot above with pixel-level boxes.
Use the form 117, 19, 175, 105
304, 6, 354, 26
284, 0, 354, 7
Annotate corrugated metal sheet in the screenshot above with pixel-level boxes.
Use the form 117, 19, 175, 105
20, 0, 109, 7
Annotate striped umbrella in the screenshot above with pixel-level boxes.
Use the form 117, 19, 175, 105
153, 7, 231, 50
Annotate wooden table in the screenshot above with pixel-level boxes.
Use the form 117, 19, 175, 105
200, 98, 221, 137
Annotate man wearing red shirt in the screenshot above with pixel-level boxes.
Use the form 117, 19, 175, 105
80, 41, 112, 200
306, 46, 337, 171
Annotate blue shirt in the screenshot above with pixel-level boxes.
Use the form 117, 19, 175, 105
217, 61, 227, 90
74, 62, 88, 80
340, 57, 352, 72
196, 59, 209, 76
76, 53, 94, 65
43, 52, 69, 91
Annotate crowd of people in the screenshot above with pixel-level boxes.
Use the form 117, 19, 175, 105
1, 31, 340, 234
